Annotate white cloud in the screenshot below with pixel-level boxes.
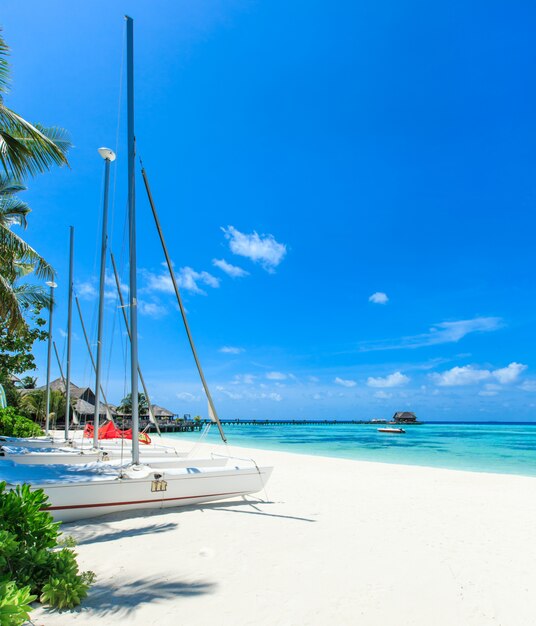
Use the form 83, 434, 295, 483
432, 365, 492, 386
266, 371, 287, 381
222, 226, 287, 271
369, 292, 388, 304
519, 380, 536, 392
334, 377, 357, 388
367, 371, 409, 388
212, 258, 249, 278
104, 271, 128, 295
492, 362, 527, 384
360, 316, 503, 351
216, 386, 243, 400
145, 270, 174, 294
478, 390, 498, 397
78, 274, 129, 303
145, 265, 219, 296
432, 362, 527, 387
232, 374, 256, 385
176, 392, 201, 401
215, 386, 282, 402
373, 391, 392, 399
76, 281, 97, 299
308, 376, 320, 383
139, 301, 167, 318
219, 346, 244, 354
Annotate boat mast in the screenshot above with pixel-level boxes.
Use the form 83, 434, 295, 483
53, 340, 80, 426
44, 280, 57, 435
75, 296, 113, 422
126, 15, 140, 464
93, 147, 116, 448
64, 226, 74, 440
140, 165, 228, 444
110, 252, 162, 436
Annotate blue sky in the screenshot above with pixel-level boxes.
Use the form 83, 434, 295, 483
3, 0, 536, 420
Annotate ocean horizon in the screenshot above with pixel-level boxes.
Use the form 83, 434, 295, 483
167, 421, 536, 477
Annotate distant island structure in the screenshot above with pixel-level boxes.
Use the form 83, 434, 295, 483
209, 412, 423, 426
391, 411, 420, 424
21, 380, 423, 427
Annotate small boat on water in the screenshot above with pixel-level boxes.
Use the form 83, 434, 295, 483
378, 427, 405, 434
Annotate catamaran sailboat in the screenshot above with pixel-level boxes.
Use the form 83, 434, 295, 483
1, 17, 272, 521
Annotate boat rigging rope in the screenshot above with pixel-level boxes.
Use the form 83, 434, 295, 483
187, 422, 211, 457
74, 295, 114, 424
139, 159, 228, 445
110, 251, 162, 436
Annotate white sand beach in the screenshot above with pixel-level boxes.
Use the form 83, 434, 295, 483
32, 438, 536, 626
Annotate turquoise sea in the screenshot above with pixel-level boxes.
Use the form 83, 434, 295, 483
167, 422, 536, 477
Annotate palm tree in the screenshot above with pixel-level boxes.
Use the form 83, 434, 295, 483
16, 375, 37, 389
0, 32, 70, 179
0, 176, 55, 328
118, 393, 149, 416
0, 29, 70, 329
20, 388, 65, 424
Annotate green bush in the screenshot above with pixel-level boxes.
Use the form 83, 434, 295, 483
0, 581, 35, 626
0, 482, 95, 623
0, 407, 43, 438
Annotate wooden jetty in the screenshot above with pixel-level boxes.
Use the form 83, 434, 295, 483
199, 419, 422, 426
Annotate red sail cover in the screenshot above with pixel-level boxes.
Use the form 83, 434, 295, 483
83, 420, 151, 444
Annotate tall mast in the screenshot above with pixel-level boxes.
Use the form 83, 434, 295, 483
126, 15, 140, 464
93, 147, 115, 448
44, 280, 57, 435
53, 340, 80, 426
141, 165, 228, 444
64, 226, 74, 440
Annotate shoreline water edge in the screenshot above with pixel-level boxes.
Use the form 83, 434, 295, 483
163, 421, 536, 478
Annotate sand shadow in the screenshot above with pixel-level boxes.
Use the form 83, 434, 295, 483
74, 521, 179, 545
190, 498, 317, 523
40, 574, 216, 620
60, 496, 315, 528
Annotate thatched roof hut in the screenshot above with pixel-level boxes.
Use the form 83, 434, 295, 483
74, 398, 100, 417
22, 378, 176, 421
151, 404, 175, 418
392, 411, 418, 423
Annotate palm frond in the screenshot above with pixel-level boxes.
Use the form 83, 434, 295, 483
13, 261, 35, 278
33, 124, 72, 154
0, 272, 24, 329
0, 174, 25, 196
0, 31, 10, 95
0, 130, 31, 178
13, 283, 51, 310
0, 225, 55, 280
0, 105, 70, 178
0, 195, 30, 228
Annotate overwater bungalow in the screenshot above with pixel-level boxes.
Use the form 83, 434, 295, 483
392, 411, 420, 424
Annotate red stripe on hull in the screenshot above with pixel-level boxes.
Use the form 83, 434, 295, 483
46, 490, 246, 511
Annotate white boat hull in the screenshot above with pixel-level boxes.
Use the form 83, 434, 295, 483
0, 448, 226, 468
0, 436, 183, 454
0, 436, 56, 449
4, 463, 272, 522
0, 443, 186, 465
